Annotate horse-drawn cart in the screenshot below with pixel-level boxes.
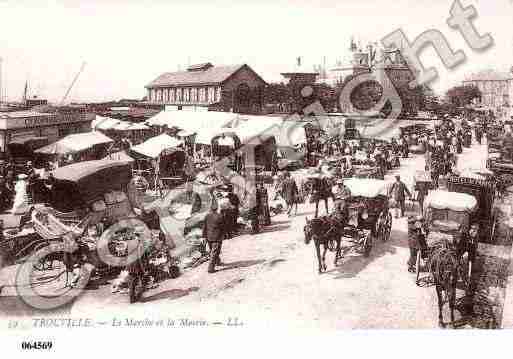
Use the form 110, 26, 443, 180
304, 178, 392, 273
29, 158, 176, 302
414, 190, 479, 327
415, 190, 478, 285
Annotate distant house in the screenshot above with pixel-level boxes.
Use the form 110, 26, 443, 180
462, 69, 513, 118
145, 63, 267, 114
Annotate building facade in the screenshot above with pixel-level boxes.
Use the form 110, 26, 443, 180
330, 43, 418, 115
462, 69, 513, 118
145, 63, 267, 114
0, 109, 94, 155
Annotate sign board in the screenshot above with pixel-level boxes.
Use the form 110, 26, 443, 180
0, 112, 94, 130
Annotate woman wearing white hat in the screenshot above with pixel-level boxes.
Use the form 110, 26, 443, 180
12, 174, 30, 215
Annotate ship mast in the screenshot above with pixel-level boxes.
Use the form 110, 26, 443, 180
0, 57, 3, 104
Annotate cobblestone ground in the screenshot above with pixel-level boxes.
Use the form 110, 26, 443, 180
1, 140, 504, 329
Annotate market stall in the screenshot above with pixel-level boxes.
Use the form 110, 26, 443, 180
35, 131, 114, 166
130, 133, 186, 190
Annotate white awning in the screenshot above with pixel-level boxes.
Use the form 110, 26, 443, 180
113, 121, 132, 131
130, 133, 183, 158
424, 190, 477, 212
95, 116, 121, 130
35, 131, 114, 155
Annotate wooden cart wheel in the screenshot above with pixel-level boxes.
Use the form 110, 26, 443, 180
31, 242, 54, 272
327, 238, 337, 252
382, 211, 392, 241
363, 233, 372, 257
415, 250, 421, 285
375, 215, 383, 241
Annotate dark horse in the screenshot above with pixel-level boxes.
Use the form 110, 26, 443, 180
428, 245, 459, 328
304, 216, 341, 274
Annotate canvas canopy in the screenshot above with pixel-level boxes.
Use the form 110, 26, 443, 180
130, 133, 183, 158
113, 121, 132, 131
424, 190, 477, 212
147, 111, 239, 145
343, 178, 390, 198
35, 132, 113, 155
129, 123, 150, 131
51, 158, 132, 209
93, 116, 121, 130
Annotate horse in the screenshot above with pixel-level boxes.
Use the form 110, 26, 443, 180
304, 216, 342, 274
428, 245, 459, 328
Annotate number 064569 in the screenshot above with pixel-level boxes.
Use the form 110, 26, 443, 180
21, 341, 53, 350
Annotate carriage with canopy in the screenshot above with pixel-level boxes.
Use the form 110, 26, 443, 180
415, 190, 479, 287
304, 178, 392, 273
28, 158, 175, 301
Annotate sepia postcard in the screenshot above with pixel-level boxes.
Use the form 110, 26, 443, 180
0, 0, 512, 356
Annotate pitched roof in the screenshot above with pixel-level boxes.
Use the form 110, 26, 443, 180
146, 64, 246, 88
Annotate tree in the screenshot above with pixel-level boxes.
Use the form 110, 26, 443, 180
335, 74, 382, 112
446, 85, 481, 108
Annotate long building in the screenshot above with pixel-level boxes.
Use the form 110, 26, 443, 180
0, 107, 94, 156
145, 62, 267, 114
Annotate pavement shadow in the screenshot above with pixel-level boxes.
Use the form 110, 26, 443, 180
217, 259, 266, 272
386, 227, 411, 249
142, 286, 200, 303
258, 225, 291, 234
329, 237, 398, 279
269, 220, 292, 226
267, 258, 286, 268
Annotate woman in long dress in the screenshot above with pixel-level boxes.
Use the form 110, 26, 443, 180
12, 174, 30, 215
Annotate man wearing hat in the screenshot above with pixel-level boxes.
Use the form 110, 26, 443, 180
12, 173, 30, 215
390, 175, 412, 218
203, 202, 226, 273
0, 176, 12, 212
407, 215, 427, 273
331, 178, 351, 211
281, 171, 299, 217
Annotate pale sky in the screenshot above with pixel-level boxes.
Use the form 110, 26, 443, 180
0, 0, 511, 103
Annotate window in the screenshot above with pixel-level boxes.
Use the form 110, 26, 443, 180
191, 87, 197, 103
215, 86, 221, 102
170, 88, 175, 102
208, 87, 215, 103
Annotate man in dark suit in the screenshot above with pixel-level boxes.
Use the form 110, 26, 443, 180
390, 175, 412, 218
281, 171, 299, 217
203, 203, 226, 273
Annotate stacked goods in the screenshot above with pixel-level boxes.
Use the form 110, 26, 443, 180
471, 243, 511, 329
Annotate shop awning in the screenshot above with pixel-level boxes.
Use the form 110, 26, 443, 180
128, 123, 150, 131
113, 121, 132, 131
95, 116, 121, 130
8, 136, 49, 150
35, 132, 114, 155
130, 133, 183, 158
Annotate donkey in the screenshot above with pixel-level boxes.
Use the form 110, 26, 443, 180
428, 245, 459, 328
304, 216, 342, 274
